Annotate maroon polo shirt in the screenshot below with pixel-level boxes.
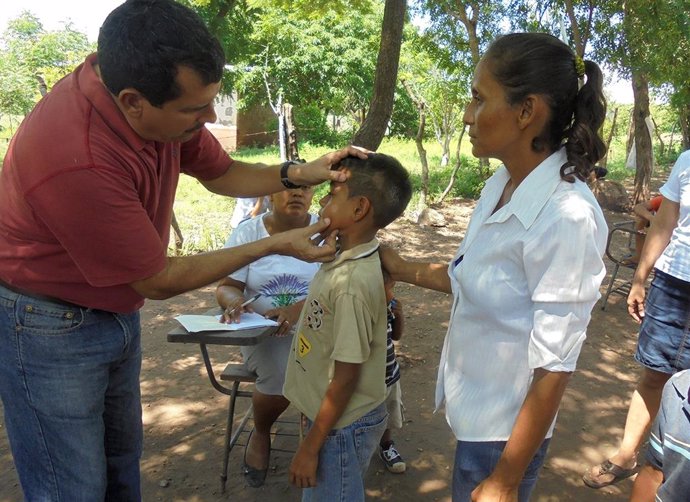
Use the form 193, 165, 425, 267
0, 54, 231, 313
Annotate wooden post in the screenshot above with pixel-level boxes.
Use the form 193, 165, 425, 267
282, 103, 300, 161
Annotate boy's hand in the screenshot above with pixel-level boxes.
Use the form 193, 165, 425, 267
390, 298, 403, 318
264, 301, 303, 337
289, 443, 319, 488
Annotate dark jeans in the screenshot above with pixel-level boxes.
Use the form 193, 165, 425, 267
0, 285, 143, 501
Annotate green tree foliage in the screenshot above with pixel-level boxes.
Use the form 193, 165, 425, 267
0, 11, 92, 118
249, 0, 373, 16
225, 3, 383, 142
399, 31, 469, 163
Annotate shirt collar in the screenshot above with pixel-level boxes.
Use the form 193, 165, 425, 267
320, 237, 380, 272
489, 148, 569, 230
672, 376, 690, 419
77, 53, 149, 152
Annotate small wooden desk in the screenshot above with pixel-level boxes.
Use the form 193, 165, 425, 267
167, 321, 277, 492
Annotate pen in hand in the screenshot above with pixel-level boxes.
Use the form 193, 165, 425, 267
223, 293, 261, 322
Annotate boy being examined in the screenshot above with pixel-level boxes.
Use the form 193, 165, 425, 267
283, 153, 412, 501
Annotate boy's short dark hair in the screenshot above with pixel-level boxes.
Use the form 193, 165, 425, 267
336, 153, 412, 229
98, 0, 225, 107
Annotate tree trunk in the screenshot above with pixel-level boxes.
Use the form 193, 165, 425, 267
439, 127, 467, 203
171, 210, 184, 255
631, 71, 653, 205
401, 79, 429, 208
625, 109, 635, 161
680, 103, 690, 150
416, 111, 429, 208
282, 103, 300, 161
601, 106, 618, 168
351, 0, 406, 150
36, 75, 48, 97
650, 116, 665, 158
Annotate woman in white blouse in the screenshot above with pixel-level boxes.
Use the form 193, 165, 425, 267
381, 33, 608, 502
216, 186, 319, 487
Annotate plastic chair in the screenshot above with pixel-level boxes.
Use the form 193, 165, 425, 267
601, 220, 645, 310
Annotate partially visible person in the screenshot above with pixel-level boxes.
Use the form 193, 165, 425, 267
378, 269, 407, 474
584, 150, 690, 489
622, 195, 664, 265
587, 165, 608, 184
230, 196, 270, 229
0, 1, 365, 500
381, 33, 608, 502
283, 153, 412, 501
216, 186, 319, 487
627, 369, 690, 502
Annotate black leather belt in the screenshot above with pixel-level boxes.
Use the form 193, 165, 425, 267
0, 278, 85, 309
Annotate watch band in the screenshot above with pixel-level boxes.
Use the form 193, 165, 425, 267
280, 160, 302, 189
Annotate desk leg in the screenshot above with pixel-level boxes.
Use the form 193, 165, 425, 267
221, 382, 254, 493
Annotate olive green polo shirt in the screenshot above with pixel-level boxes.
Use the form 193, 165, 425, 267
283, 238, 387, 428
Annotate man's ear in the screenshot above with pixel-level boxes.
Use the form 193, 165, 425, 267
116, 88, 145, 119
353, 196, 372, 222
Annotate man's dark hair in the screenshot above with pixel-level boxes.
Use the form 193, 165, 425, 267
97, 0, 225, 107
336, 153, 412, 229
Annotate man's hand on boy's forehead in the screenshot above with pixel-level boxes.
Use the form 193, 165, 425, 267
293, 145, 369, 187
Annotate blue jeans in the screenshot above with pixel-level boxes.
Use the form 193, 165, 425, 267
0, 285, 143, 501
452, 438, 551, 502
302, 402, 388, 502
636, 269, 690, 374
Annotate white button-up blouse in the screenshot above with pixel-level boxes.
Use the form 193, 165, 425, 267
437, 149, 608, 441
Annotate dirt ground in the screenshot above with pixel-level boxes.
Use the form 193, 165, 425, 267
0, 199, 646, 502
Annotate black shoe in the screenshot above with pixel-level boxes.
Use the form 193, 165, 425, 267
379, 442, 406, 473
243, 430, 269, 487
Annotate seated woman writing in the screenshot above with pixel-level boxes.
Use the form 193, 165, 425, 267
216, 186, 319, 487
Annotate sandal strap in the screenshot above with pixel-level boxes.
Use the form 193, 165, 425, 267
600, 459, 636, 477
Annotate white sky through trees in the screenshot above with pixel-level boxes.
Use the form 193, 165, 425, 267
0, 0, 633, 103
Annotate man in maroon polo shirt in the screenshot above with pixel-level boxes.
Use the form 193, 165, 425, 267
0, 1, 362, 500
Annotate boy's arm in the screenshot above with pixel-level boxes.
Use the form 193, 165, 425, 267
629, 464, 663, 502
289, 361, 361, 488
390, 298, 404, 341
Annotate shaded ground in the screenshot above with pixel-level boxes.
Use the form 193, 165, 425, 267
0, 199, 645, 502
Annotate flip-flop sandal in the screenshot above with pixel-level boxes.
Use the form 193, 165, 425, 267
582, 459, 638, 489
243, 429, 270, 488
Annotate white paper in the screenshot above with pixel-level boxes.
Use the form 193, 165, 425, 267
175, 312, 278, 333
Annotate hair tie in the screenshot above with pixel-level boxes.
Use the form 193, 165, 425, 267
574, 55, 586, 78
